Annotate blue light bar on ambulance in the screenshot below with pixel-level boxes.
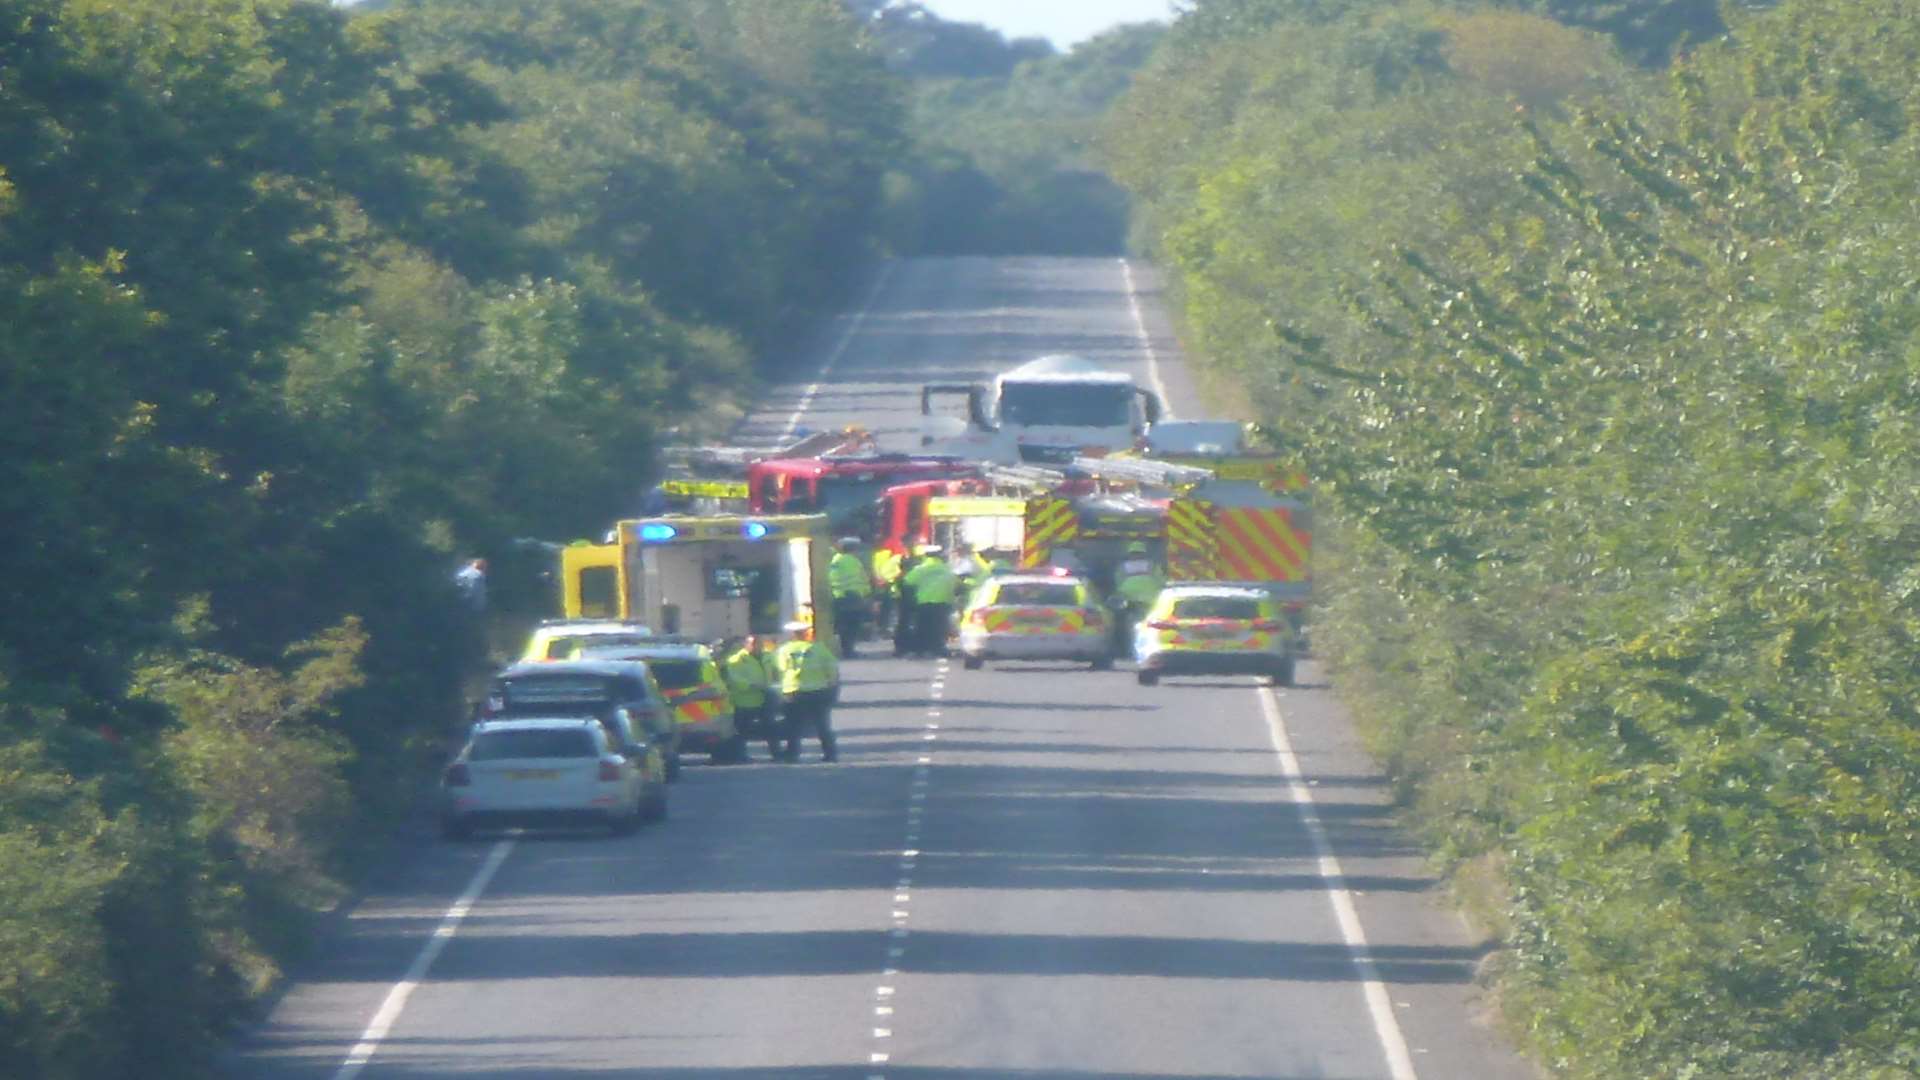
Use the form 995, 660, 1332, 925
741, 521, 771, 541
638, 523, 679, 543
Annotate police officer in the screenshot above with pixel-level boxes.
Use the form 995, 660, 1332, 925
827, 536, 873, 657
773, 620, 840, 763
892, 549, 923, 657
952, 543, 985, 603
901, 545, 959, 658
1112, 541, 1165, 655
722, 636, 776, 759
871, 545, 904, 635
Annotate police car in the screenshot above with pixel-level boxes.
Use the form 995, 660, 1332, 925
1133, 584, 1297, 687
576, 640, 746, 763
518, 619, 654, 662
957, 572, 1112, 670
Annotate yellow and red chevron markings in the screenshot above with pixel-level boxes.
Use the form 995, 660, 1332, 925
1021, 497, 1077, 568
1213, 507, 1309, 583
667, 691, 727, 726
979, 606, 1090, 634
1166, 498, 1216, 580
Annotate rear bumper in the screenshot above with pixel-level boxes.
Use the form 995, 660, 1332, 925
1137, 648, 1287, 676
674, 715, 738, 751
442, 806, 624, 830
958, 631, 1108, 661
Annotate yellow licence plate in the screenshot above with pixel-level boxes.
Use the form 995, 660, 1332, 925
508, 769, 562, 781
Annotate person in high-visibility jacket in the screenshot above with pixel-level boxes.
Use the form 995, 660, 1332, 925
773, 620, 840, 763
901, 547, 959, 657
723, 636, 776, 759
871, 545, 904, 635
827, 537, 873, 656
1112, 541, 1165, 655
952, 543, 989, 602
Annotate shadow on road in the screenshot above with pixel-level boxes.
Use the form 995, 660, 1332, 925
317, 925, 1482, 985
302, 1064, 1370, 1080
841, 699, 1155, 713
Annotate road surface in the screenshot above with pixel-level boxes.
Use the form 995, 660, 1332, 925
227, 257, 1535, 1080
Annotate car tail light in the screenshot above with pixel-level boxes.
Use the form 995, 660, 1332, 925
444, 763, 471, 787
1251, 619, 1283, 632
1147, 620, 1177, 631
598, 760, 623, 782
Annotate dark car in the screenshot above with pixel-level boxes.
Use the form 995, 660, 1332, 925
483, 659, 683, 779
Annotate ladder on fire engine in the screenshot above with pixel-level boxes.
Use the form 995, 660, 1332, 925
1065, 455, 1216, 491
659, 425, 881, 475
980, 462, 1070, 493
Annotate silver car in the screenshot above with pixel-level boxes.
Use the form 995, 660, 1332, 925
440, 717, 667, 839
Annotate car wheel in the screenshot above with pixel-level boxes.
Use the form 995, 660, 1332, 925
644, 788, 669, 822
1137, 670, 1160, 687
1091, 656, 1114, 671
714, 733, 749, 764
665, 751, 683, 782
963, 655, 985, 670
439, 814, 472, 842
1270, 658, 1296, 688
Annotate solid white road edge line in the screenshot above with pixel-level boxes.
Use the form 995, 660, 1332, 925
780, 262, 897, 442
1258, 688, 1420, 1080
330, 838, 517, 1080
1120, 258, 1177, 420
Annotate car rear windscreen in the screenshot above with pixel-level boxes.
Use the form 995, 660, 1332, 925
992, 583, 1080, 606
471, 728, 597, 760
551, 632, 651, 659
1170, 597, 1264, 619
644, 660, 705, 690
499, 674, 619, 711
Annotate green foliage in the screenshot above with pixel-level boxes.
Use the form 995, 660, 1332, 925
1111, 0, 1920, 1073
0, 0, 902, 1074
0, 734, 122, 1080
878, 17, 1167, 254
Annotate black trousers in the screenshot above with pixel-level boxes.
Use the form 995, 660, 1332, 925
912, 601, 951, 656
833, 595, 868, 654
779, 689, 837, 762
893, 589, 916, 655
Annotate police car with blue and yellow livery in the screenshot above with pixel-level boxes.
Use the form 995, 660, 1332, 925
1133, 583, 1297, 687
957, 570, 1113, 670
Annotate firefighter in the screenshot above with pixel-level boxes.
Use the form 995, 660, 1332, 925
828, 536, 873, 656
722, 636, 776, 759
1112, 541, 1166, 655
901, 545, 959, 657
773, 620, 840, 763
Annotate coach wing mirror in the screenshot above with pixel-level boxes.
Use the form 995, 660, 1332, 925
1140, 389, 1163, 426
967, 385, 995, 430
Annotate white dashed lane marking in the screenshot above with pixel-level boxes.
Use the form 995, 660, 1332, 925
868, 661, 950, 1080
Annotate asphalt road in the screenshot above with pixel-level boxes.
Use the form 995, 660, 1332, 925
228, 257, 1536, 1080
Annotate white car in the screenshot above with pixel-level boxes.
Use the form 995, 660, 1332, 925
440, 717, 666, 839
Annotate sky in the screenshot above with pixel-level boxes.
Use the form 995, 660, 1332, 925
920, 0, 1180, 48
